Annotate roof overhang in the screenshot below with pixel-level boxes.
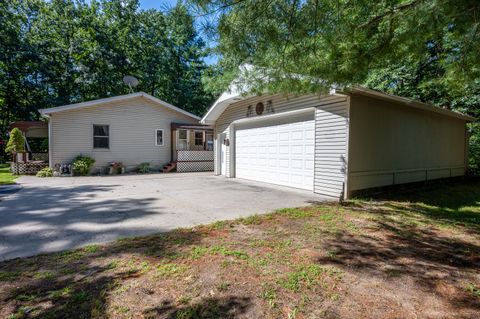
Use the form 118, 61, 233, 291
202, 84, 474, 124
200, 86, 246, 125
340, 87, 475, 122
171, 123, 213, 131
39, 92, 201, 120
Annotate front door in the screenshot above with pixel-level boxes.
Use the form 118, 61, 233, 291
177, 129, 189, 150
206, 133, 214, 151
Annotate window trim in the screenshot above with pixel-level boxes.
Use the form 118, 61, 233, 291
93, 124, 110, 149
155, 129, 164, 146
194, 130, 204, 146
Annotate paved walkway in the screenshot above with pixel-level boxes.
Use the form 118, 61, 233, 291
0, 172, 326, 260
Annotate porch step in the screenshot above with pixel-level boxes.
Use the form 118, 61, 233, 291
162, 162, 177, 173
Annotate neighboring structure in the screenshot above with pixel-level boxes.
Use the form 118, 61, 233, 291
39, 92, 213, 173
201, 86, 474, 200
8, 121, 49, 174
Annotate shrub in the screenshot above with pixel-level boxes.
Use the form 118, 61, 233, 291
36, 167, 53, 177
5, 128, 25, 154
136, 162, 150, 173
72, 155, 95, 176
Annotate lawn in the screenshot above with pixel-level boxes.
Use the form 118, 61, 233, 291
0, 163, 17, 185
1, 180, 479, 319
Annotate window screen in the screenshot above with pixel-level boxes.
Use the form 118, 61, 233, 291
93, 125, 109, 149
195, 131, 203, 146
156, 129, 164, 146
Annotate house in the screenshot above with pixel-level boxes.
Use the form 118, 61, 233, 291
201, 86, 474, 200
39, 92, 214, 173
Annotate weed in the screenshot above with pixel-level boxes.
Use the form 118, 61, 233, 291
385, 268, 402, 278
288, 307, 299, 319
69, 291, 89, 304
49, 287, 72, 299
177, 295, 192, 304
239, 214, 263, 225
279, 264, 325, 292
34, 271, 55, 280
260, 283, 277, 308
210, 245, 249, 260
190, 246, 208, 259
0, 271, 20, 281
106, 260, 119, 270
116, 305, 130, 313
156, 263, 188, 278
326, 250, 337, 259
83, 244, 101, 253
278, 207, 314, 218
466, 283, 480, 298
217, 281, 230, 291
15, 294, 37, 302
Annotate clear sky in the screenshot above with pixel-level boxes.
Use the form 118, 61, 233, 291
139, 0, 178, 10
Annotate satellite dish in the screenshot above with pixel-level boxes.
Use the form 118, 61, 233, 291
123, 75, 139, 93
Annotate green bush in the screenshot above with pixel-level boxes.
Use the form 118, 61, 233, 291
5, 128, 25, 154
136, 162, 150, 173
72, 155, 95, 176
36, 167, 53, 177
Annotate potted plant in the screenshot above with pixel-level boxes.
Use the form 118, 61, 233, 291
108, 161, 124, 174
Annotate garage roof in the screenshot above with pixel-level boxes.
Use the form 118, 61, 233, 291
39, 92, 201, 120
201, 85, 474, 124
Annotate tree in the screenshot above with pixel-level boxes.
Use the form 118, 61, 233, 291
190, 0, 479, 94
5, 128, 25, 154
191, 0, 479, 172
0, 0, 215, 160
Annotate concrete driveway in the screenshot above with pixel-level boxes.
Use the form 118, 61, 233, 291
0, 172, 325, 261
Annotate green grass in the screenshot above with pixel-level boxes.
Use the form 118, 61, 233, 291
0, 163, 17, 185
1, 180, 479, 319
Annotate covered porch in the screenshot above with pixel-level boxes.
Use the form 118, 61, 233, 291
170, 123, 214, 172
8, 121, 49, 174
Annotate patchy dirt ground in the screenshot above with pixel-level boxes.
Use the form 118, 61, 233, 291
1, 180, 480, 319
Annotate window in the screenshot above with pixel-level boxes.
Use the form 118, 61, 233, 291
178, 129, 187, 140
93, 125, 109, 149
194, 131, 203, 146
156, 129, 164, 146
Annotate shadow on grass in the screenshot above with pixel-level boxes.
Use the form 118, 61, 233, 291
0, 229, 207, 318
348, 179, 480, 232
317, 180, 480, 315
143, 296, 252, 319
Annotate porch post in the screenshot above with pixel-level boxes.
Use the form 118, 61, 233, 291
171, 128, 175, 163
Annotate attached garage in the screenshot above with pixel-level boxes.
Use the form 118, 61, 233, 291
235, 112, 315, 190
201, 86, 473, 200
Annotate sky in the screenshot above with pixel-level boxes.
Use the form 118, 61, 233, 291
139, 0, 178, 10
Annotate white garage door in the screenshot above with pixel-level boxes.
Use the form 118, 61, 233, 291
235, 118, 315, 190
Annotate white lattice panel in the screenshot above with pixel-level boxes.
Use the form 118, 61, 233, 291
177, 161, 214, 172
177, 150, 214, 162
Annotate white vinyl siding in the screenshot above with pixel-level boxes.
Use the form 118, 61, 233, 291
49, 96, 197, 171
314, 99, 349, 198
214, 93, 349, 198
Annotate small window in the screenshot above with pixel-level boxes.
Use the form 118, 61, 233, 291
194, 131, 203, 146
93, 125, 109, 149
178, 129, 187, 140
156, 129, 164, 146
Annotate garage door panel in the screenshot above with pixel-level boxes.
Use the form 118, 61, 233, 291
236, 118, 314, 191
